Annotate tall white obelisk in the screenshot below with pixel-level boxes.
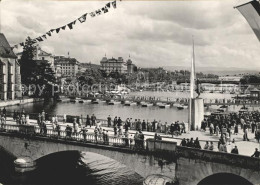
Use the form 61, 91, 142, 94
189, 36, 204, 131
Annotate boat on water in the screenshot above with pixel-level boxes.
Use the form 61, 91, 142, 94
177, 104, 188, 110
124, 101, 131, 106
108, 100, 121, 105
220, 105, 228, 108
78, 99, 84, 103
158, 103, 170, 108
91, 99, 99, 104
124, 101, 136, 106
141, 102, 153, 107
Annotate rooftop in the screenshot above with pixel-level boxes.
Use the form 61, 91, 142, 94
0, 33, 17, 59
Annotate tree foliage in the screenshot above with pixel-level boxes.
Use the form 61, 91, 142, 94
19, 37, 56, 98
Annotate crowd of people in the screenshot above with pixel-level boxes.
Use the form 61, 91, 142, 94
1, 107, 260, 158
106, 115, 187, 137
202, 111, 260, 143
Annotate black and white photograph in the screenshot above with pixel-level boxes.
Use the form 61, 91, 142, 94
0, 0, 260, 184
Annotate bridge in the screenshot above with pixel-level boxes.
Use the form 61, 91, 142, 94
0, 124, 259, 185
65, 95, 260, 107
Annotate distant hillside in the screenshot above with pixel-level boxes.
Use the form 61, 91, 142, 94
163, 66, 259, 76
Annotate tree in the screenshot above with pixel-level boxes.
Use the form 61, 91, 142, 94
19, 37, 57, 98
20, 37, 37, 87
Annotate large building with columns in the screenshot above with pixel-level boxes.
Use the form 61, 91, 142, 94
0, 33, 22, 100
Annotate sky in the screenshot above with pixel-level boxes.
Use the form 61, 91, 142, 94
1, 0, 260, 70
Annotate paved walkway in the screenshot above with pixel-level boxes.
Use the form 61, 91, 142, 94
4, 117, 260, 157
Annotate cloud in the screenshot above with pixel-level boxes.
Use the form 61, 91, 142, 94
1, 0, 260, 70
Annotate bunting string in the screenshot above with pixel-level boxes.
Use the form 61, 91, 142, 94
13, 1, 117, 49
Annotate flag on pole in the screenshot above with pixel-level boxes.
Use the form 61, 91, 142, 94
236, 0, 260, 41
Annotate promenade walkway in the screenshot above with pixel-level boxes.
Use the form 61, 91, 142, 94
4, 117, 259, 157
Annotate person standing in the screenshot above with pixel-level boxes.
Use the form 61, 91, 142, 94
63, 114, 67, 124
209, 141, 214, 151
107, 115, 112, 127
86, 115, 91, 127
204, 141, 209, 150
118, 117, 123, 135
2, 107, 6, 118
251, 148, 260, 158
91, 114, 96, 126
113, 116, 118, 127
231, 146, 239, 154
41, 110, 45, 122
243, 127, 249, 141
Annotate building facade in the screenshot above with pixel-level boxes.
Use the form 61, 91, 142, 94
100, 57, 127, 74
54, 56, 80, 78
0, 33, 22, 100
126, 58, 137, 74
16, 45, 55, 68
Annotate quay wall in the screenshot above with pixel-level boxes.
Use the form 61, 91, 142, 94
0, 98, 44, 108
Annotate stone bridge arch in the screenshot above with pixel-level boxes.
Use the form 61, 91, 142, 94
197, 173, 253, 185
176, 157, 260, 185
0, 134, 176, 180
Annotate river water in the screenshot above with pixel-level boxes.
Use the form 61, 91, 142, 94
5, 92, 235, 123
0, 91, 247, 185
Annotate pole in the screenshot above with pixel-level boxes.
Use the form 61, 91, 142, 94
189, 36, 195, 131
0, 0, 2, 33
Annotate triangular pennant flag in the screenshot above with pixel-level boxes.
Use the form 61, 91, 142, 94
42, 35, 47, 39
102, 7, 109, 13
46, 31, 52, 37
56, 28, 60, 33
32, 39, 37, 44
67, 22, 74, 30
50, 29, 55, 33
78, 13, 87, 23
96, 9, 102, 15
36, 37, 43, 42
112, 1, 116, 9
90, 12, 96, 17
61, 25, 66, 30
20, 42, 24, 47
106, 2, 111, 8
73, 20, 76, 24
